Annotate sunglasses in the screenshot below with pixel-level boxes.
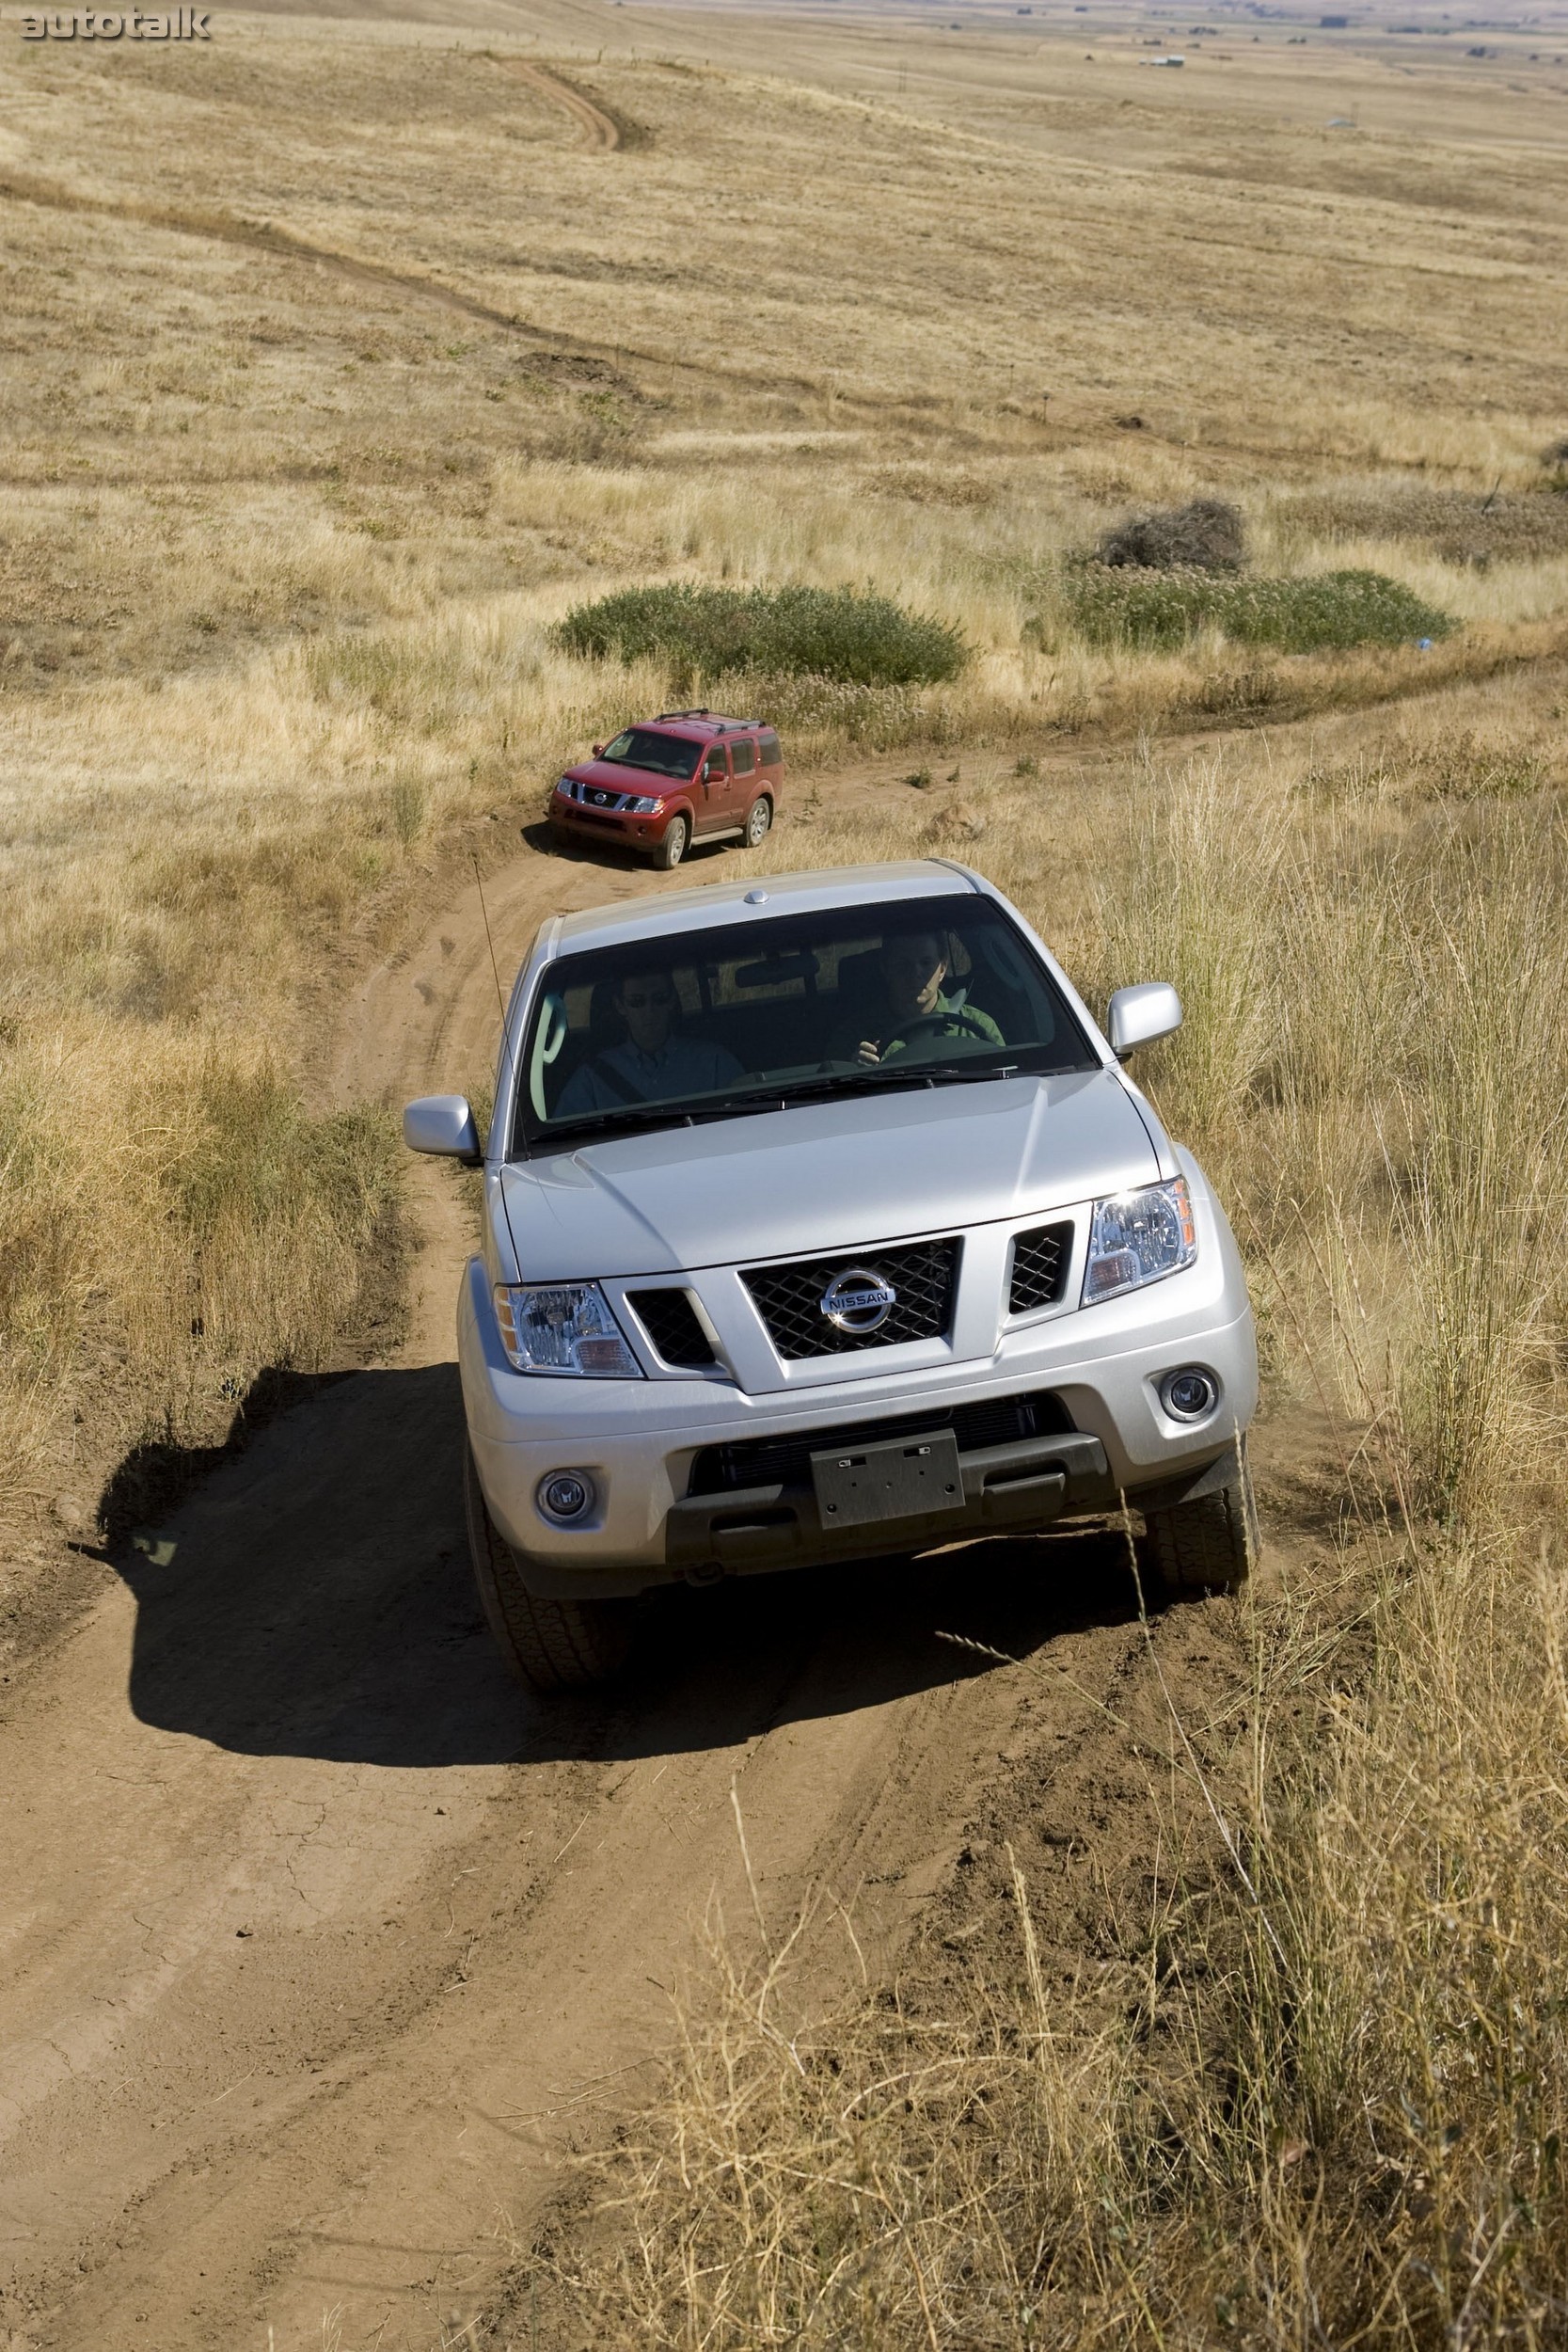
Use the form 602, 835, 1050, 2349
621, 988, 675, 1011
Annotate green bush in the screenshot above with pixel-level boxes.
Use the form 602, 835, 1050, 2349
1062, 564, 1453, 655
554, 583, 968, 687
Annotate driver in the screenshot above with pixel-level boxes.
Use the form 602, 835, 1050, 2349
826, 930, 1004, 1067
557, 968, 743, 1115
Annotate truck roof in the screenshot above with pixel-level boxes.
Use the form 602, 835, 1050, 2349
542, 861, 987, 961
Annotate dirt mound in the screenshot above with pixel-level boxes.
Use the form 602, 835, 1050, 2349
1094, 497, 1246, 572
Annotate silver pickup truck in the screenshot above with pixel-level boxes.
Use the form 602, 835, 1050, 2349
405, 861, 1259, 1690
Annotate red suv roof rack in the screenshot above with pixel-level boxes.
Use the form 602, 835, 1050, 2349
651, 710, 764, 733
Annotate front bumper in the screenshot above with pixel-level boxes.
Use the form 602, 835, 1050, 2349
459, 1251, 1259, 1599
550, 794, 666, 854
664, 1429, 1118, 1581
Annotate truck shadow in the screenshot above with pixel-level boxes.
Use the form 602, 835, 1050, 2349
522, 817, 743, 874
577, 1534, 1142, 1768
110, 1363, 1141, 1770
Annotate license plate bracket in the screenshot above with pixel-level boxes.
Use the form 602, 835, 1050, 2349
810, 1430, 964, 1531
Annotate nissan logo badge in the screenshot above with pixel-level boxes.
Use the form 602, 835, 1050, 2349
818, 1266, 898, 1334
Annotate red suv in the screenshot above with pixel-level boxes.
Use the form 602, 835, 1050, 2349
550, 710, 784, 869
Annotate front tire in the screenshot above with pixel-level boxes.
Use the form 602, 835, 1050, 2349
741, 795, 772, 850
464, 1446, 633, 1692
656, 814, 690, 869
1138, 1445, 1258, 1600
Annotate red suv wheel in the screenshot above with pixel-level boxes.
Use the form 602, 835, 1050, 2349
657, 814, 690, 869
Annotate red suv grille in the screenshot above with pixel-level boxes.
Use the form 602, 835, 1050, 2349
562, 782, 636, 813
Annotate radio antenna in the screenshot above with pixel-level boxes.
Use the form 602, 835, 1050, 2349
471, 852, 506, 1025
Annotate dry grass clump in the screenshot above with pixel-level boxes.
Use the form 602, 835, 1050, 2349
1094, 497, 1246, 573
550, 1531, 1568, 2351
545, 1881, 1142, 2347
0, 1029, 399, 1526
1299, 722, 1558, 805
1274, 484, 1568, 568
1096, 777, 1568, 1526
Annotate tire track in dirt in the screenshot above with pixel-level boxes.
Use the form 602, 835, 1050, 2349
488, 55, 626, 151
0, 165, 845, 414
0, 164, 984, 423
0, 169, 636, 382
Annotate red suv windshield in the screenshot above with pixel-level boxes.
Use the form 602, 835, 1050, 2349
597, 728, 703, 781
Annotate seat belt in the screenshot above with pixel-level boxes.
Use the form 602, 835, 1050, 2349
586, 1054, 647, 1107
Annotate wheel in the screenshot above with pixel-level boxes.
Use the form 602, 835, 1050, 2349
464, 1445, 633, 1692
1138, 1445, 1258, 1600
656, 814, 689, 870
741, 795, 772, 850
895, 1007, 999, 1047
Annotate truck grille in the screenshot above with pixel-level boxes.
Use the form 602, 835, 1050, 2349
563, 780, 636, 811
627, 1287, 715, 1369
1008, 1221, 1074, 1314
688, 1387, 1076, 1497
742, 1238, 958, 1359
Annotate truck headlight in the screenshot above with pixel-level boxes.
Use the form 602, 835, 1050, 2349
494, 1283, 643, 1377
1083, 1177, 1196, 1304
626, 794, 664, 814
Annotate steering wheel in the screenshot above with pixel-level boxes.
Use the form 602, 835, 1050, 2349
890, 1008, 998, 1049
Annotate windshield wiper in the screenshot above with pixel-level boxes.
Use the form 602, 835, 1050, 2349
538, 1102, 699, 1142
641, 1070, 921, 1118
698, 1061, 1051, 1113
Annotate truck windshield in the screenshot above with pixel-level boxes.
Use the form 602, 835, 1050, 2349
514, 895, 1098, 1152
596, 729, 703, 780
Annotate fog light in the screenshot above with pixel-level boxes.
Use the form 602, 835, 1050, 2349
1159, 1366, 1219, 1423
538, 1470, 594, 1522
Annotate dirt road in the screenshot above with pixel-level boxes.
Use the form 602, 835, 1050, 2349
1, 800, 1252, 2351
489, 56, 626, 151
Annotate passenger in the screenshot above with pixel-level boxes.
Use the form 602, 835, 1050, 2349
556, 969, 743, 1115
825, 931, 1004, 1066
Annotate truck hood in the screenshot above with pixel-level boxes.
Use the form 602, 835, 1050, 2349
563, 757, 691, 793
497, 1070, 1163, 1281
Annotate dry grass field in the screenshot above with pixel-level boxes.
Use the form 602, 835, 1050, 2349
4, 0, 1568, 2340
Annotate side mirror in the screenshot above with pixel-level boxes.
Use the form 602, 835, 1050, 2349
1107, 982, 1182, 1060
404, 1093, 482, 1164
592, 742, 606, 757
